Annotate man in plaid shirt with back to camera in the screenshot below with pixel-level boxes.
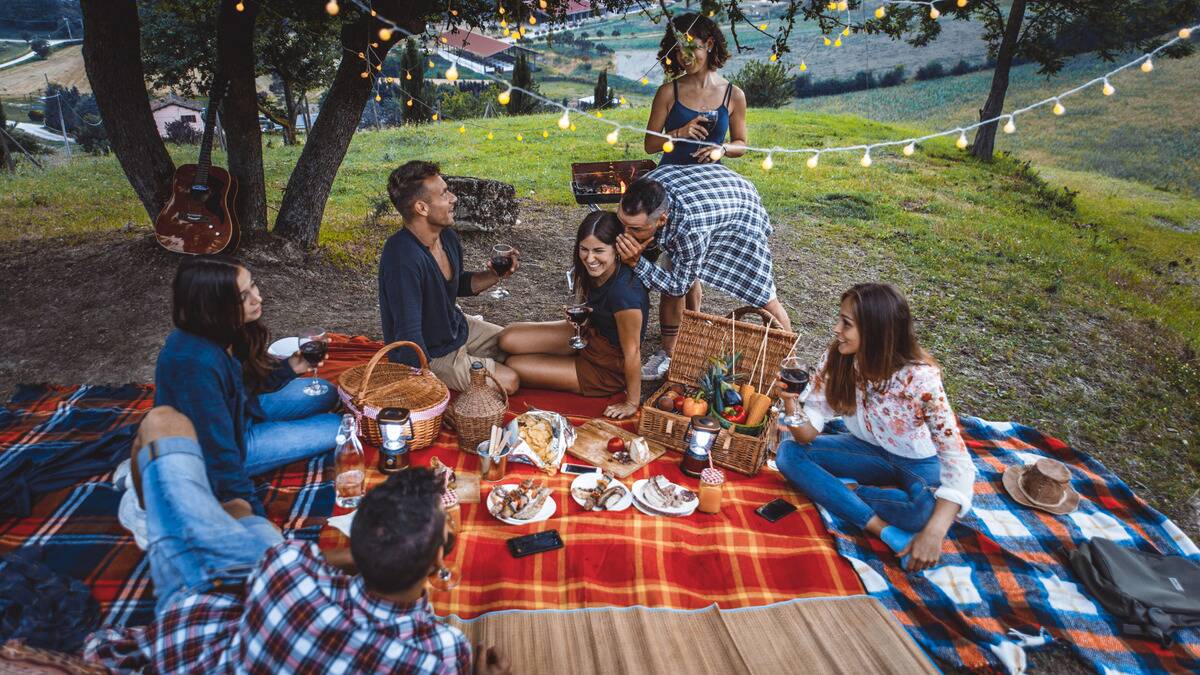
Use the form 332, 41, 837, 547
85, 406, 509, 674
615, 163, 793, 380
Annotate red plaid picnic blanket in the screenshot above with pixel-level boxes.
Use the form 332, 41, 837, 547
0, 335, 860, 631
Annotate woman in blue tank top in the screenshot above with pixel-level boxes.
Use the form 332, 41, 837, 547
644, 12, 748, 166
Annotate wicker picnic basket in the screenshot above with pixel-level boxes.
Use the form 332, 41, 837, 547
337, 341, 450, 449
448, 362, 509, 453
637, 308, 797, 476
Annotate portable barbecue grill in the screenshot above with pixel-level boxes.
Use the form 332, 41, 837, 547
570, 160, 657, 206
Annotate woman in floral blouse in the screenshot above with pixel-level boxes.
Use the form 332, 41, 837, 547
775, 283, 975, 571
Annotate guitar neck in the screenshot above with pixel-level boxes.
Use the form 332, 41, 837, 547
194, 93, 222, 188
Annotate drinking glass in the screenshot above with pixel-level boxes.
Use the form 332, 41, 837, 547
299, 328, 329, 397
427, 520, 460, 591
777, 356, 810, 428
488, 244, 516, 299
564, 303, 592, 350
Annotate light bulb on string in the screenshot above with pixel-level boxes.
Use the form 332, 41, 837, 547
957, 0, 967, 6
1140, 57, 1153, 73
379, 27, 393, 41
800, 61, 807, 72
445, 64, 459, 81
406, 98, 413, 107
606, 128, 619, 145
500, 18, 507, 27
235, 1, 244, 11
558, 110, 570, 129
325, 1, 339, 16
770, 53, 778, 62
498, 89, 511, 105
875, 6, 885, 18
487, 131, 494, 140
761, 153, 774, 171
827, 2, 837, 9
834, 38, 842, 47
369, 9, 375, 16
529, 15, 536, 25
1102, 78, 1115, 96
665, 57, 672, 66
375, 64, 382, 71
619, 96, 626, 105
432, 113, 439, 121
903, 142, 916, 156
842, 27, 850, 36
375, 94, 382, 102
570, 123, 576, 131
662, 139, 674, 153
595, 111, 603, 118
930, 7, 941, 19
838, 0, 848, 10
516, 133, 523, 141
358, 51, 365, 59
860, 148, 873, 167
542, 130, 549, 138
1180, 28, 1192, 39
823, 36, 832, 46
428, 60, 435, 68
709, 146, 723, 161
371, 43, 379, 48
540, 0, 547, 7
641, 77, 650, 85
503, 28, 510, 36
498, 5, 504, 14
1052, 99, 1065, 116
405, 71, 412, 80
806, 153, 820, 169
458, 125, 466, 133
956, 129, 969, 149
360, 71, 368, 78
1002, 116, 1016, 134
759, 23, 768, 30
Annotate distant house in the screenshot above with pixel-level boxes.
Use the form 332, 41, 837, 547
150, 94, 205, 138
536, 0, 595, 22
436, 30, 538, 74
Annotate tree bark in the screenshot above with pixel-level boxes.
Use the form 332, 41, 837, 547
79, 0, 174, 222
0, 98, 12, 173
273, 2, 425, 248
216, 0, 268, 233
280, 76, 298, 146
971, 0, 1027, 161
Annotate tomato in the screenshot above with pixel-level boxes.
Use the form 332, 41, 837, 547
607, 436, 626, 454
672, 395, 686, 412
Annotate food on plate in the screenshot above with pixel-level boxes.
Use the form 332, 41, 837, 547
655, 394, 676, 412
641, 475, 697, 510
517, 415, 555, 465
606, 436, 626, 454
489, 478, 551, 520
571, 472, 628, 511
428, 456, 456, 491
628, 436, 652, 464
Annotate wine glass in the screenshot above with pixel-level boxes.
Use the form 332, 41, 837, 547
427, 517, 460, 591
488, 244, 516, 299
298, 328, 329, 397
777, 356, 810, 427
564, 303, 592, 350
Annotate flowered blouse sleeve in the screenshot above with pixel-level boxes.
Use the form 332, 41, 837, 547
802, 352, 837, 433
912, 365, 976, 517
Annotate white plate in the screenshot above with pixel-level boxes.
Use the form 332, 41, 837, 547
268, 336, 299, 360
631, 478, 698, 517
569, 473, 632, 512
487, 485, 557, 525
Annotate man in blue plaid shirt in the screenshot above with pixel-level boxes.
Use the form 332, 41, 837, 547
85, 407, 509, 674
615, 164, 791, 379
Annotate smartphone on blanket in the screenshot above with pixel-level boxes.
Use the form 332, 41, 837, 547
755, 498, 798, 523
508, 530, 564, 558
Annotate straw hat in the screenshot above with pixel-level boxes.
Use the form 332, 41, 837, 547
1002, 458, 1080, 515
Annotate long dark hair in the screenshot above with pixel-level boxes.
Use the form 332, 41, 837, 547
658, 12, 730, 78
172, 257, 274, 393
822, 283, 934, 414
571, 211, 623, 302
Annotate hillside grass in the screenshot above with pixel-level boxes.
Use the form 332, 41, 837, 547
795, 49, 1200, 196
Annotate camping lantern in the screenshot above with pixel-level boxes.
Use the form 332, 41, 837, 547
377, 407, 412, 473
682, 415, 721, 478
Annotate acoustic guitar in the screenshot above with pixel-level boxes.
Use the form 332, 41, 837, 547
154, 78, 240, 255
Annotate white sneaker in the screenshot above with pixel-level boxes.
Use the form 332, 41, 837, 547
641, 349, 671, 380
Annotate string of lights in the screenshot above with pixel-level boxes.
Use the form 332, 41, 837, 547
323, 0, 1193, 171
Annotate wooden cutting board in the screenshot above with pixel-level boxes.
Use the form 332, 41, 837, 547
568, 419, 668, 479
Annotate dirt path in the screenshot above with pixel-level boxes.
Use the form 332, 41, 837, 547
0, 45, 89, 97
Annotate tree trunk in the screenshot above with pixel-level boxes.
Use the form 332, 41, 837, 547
0, 98, 12, 173
971, 0, 1027, 161
79, 0, 174, 222
280, 76, 298, 146
273, 4, 422, 248
216, 0, 268, 233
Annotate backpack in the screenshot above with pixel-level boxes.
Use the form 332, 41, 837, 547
1069, 536, 1200, 646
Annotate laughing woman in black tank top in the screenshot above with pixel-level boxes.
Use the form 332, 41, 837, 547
644, 12, 748, 166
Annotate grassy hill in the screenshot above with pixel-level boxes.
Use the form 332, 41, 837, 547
1, 108, 1198, 516
795, 49, 1200, 197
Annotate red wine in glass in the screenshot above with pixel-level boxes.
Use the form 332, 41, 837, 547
300, 340, 327, 367
489, 244, 515, 299
299, 328, 329, 397
781, 368, 809, 394
565, 304, 592, 350
778, 357, 809, 427
490, 254, 514, 276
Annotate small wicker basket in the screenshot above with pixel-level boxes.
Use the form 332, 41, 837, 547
449, 362, 509, 453
337, 341, 449, 449
637, 308, 797, 476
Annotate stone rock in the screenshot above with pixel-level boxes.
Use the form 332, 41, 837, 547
444, 176, 518, 233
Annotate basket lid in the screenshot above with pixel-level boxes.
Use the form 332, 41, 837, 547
665, 309, 798, 392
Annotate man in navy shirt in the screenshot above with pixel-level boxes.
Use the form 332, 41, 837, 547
378, 161, 520, 393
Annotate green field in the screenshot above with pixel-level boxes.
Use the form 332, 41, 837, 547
796, 49, 1200, 196
0, 43, 29, 62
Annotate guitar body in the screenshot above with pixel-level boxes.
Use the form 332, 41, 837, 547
155, 164, 240, 255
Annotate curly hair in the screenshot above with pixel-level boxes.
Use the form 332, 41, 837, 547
387, 160, 441, 219
657, 12, 730, 78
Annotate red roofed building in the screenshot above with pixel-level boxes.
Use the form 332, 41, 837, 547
436, 30, 537, 73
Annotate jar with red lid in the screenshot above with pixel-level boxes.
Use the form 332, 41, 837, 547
698, 467, 725, 514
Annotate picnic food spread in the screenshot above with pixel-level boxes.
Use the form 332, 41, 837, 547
570, 472, 630, 512
489, 479, 553, 521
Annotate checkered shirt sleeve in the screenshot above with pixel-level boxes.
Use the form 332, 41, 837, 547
633, 164, 776, 306
87, 542, 472, 674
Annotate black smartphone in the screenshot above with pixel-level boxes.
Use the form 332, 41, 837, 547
755, 498, 797, 523
561, 463, 600, 475
507, 530, 564, 558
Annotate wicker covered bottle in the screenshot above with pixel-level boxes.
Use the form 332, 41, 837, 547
450, 362, 509, 452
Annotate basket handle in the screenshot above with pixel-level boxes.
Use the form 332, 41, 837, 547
356, 341, 431, 398
483, 370, 510, 409
727, 306, 784, 330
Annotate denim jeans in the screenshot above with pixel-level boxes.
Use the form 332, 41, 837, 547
138, 437, 282, 616
244, 378, 341, 477
776, 433, 941, 532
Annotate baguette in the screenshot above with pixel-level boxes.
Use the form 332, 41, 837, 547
744, 392, 774, 427
739, 382, 757, 404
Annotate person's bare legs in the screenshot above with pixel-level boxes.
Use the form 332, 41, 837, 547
762, 297, 793, 332
685, 281, 702, 312
491, 363, 521, 395
504, 354, 582, 393
497, 321, 577, 356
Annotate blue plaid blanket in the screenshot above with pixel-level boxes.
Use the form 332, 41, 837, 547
819, 416, 1200, 673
